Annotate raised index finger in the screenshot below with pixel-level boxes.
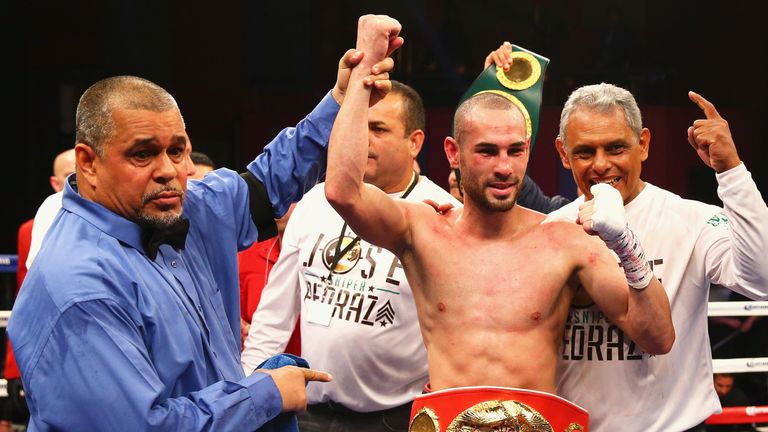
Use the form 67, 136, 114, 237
688, 91, 722, 120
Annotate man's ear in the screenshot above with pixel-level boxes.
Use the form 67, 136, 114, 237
638, 128, 651, 162
555, 136, 572, 169
444, 136, 460, 169
75, 143, 99, 188
409, 129, 425, 158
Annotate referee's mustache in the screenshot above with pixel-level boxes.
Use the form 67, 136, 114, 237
142, 185, 185, 204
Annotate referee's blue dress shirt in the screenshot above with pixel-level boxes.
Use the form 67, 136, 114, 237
8, 92, 339, 431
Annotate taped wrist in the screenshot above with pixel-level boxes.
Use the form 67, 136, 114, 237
602, 227, 653, 290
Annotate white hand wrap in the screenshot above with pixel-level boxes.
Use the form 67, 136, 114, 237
590, 184, 654, 290
590, 183, 627, 241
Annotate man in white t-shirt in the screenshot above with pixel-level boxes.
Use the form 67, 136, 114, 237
551, 83, 768, 431
25, 149, 75, 269
241, 80, 460, 431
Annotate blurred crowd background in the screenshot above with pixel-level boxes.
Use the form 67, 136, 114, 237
5, 0, 766, 252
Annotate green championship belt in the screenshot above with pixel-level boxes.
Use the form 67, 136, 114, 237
457, 45, 549, 152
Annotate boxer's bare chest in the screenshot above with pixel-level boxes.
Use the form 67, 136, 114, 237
404, 220, 576, 329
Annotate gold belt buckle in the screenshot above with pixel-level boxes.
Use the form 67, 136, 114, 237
409, 387, 587, 432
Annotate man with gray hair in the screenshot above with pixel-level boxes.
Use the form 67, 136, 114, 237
551, 83, 768, 431
7, 19, 399, 430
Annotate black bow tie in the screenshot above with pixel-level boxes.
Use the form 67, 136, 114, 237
142, 218, 190, 260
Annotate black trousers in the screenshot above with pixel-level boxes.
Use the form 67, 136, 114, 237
298, 401, 412, 432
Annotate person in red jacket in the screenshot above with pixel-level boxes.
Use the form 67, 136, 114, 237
238, 204, 301, 357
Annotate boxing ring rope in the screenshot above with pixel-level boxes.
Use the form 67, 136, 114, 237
709, 301, 768, 317
0, 255, 15, 274
0, 254, 17, 399
707, 301, 768, 426
707, 406, 768, 425
2, 254, 768, 423
0, 254, 17, 398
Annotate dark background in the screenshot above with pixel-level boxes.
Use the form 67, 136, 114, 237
4, 0, 766, 253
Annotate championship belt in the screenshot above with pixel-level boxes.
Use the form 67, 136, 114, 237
457, 45, 549, 151
409, 386, 588, 432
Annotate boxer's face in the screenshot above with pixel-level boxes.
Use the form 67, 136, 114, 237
556, 107, 649, 205
84, 107, 189, 228
448, 106, 528, 212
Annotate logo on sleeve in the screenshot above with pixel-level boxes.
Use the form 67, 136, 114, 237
707, 213, 729, 227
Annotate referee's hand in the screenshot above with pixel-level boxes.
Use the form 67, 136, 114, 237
259, 366, 332, 412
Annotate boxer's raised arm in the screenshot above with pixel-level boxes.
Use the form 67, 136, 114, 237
325, 15, 411, 255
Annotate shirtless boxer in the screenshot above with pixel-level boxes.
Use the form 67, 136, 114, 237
325, 15, 674, 429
